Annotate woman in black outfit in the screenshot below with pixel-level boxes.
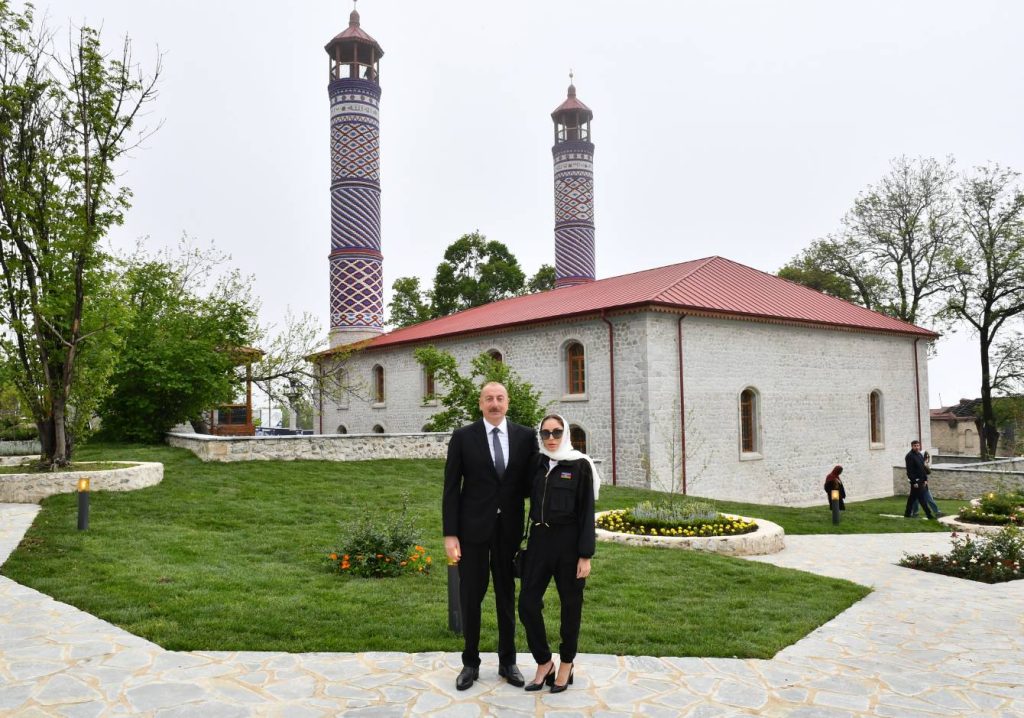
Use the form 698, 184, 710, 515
518, 414, 599, 693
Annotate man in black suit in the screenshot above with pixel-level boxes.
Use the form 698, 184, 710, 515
443, 381, 538, 691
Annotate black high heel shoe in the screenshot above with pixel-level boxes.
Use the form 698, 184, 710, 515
550, 665, 574, 693
525, 663, 555, 692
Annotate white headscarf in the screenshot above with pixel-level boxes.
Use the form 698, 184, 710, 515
537, 414, 601, 500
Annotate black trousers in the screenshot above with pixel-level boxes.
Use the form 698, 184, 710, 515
904, 483, 934, 518
518, 523, 585, 664
458, 520, 517, 668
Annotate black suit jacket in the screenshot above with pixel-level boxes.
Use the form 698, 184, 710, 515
442, 419, 538, 546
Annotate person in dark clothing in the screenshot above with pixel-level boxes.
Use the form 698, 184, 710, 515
442, 382, 538, 691
824, 465, 846, 511
518, 414, 598, 694
904, 440, 935, 519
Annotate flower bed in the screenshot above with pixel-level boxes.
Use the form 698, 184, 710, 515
955, 491, 1024, 527
595, 510, 784, 556
596, 508, 757, 537
899, 526, 1024, 583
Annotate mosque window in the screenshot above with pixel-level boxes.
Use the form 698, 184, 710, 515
869, 390, 884, 446
487, 349, 503, 363
566, 342, 586, 395
372, 424, 385, 434
570, 424, 587, 453
739, 387, 761, 456
423, 368, 436, 402
336, 424, 348, 435
372, 365, 385, 404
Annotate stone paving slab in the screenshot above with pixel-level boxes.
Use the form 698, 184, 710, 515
2, 504, 1023, 716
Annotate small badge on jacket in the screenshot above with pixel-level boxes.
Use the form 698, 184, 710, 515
560, 471, 573, 480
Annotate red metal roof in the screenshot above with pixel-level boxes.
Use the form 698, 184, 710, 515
551, 84, 593, 122
315, 256, 937, 356
325, 10, 384, 56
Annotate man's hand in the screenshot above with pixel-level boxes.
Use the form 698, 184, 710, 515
444, 535, 461, 564
576, 557, 591, 579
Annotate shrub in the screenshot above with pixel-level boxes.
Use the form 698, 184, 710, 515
899, 526, 1024, 583
597, 507, 757, 538
0, 424, 38, 441
327, 497, 432, 578
956, 491, 1024, 527
628, 499, 719, 526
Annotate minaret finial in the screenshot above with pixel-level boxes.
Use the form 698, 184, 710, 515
350, 0, 360, 25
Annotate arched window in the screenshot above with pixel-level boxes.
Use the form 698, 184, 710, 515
421, 424, 432, 432
423, 368, 436, 399
487, 349, 503, 363
869, 390, 884, 445
336, 424, 348, 435
372, 424, 385, 434
566, 342, 586, 395
964, 428, 975, 450
739, 387, 760, 454
570, 424, 587, 453
372, 365, 385, 403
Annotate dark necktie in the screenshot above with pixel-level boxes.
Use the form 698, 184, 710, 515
491, 427, 505, 478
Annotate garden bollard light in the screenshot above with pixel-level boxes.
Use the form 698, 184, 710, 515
77, 477, 90, 531
447, 560, 462, 635
830, 488, 841, 525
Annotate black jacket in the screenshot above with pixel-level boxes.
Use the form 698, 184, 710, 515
905, 450, 927, 485
442, 420, 538, 545
528, 457, 596, 558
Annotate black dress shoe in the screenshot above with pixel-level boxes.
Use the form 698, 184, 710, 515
498, 663, 525, 687
456, 665, 479, 691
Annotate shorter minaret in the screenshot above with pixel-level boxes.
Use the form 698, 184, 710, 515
551, 74, 596, 288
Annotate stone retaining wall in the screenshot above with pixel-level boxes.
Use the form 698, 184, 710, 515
0, 440, 41, 456
892, 459, 1024, 500
594, 512, 785, 556
0, 462, 163, 503
167, 432, 451, 462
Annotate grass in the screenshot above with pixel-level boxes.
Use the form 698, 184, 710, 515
1, 443, 879, 658
0, 461, 132, 475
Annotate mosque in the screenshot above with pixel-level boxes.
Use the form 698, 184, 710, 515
310, 9, 937, 506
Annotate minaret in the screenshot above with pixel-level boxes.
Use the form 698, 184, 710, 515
551, 74, 596, 288
325, 5, 384, 347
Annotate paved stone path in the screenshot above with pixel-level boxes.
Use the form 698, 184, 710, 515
2, 502, 1023, 716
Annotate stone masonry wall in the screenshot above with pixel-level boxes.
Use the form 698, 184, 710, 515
892, 459, 1024, 500
167, 432, 451, 462
0, 462, 163, 503
680, 317, 929, 506
315, 313, 931, 505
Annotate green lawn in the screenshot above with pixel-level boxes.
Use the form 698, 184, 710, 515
1, 443, 881, 658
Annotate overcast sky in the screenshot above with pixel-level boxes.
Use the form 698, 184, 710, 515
32, 0, 1024, 408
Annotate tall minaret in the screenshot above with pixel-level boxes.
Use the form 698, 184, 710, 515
325, 6, 384, 347
551, 74, 595, 288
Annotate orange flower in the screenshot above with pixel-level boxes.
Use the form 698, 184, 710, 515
376, 554, 383, 559
343, 554, 349, 560
415, 545, 425, 552
400, 561, 407, 567
329, 553, 338, 561
425, 556, 432, 564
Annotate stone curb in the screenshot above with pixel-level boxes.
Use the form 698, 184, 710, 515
939, 514, 1015, 535
0, 461, 163, 503
595, 511, 786, 555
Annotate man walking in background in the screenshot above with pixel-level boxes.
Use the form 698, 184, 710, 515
904, 440, 935, 520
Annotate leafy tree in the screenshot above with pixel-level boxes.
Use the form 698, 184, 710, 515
387, 233, 552, 328
781, 156, 958, 324
943, 164, 1024, 458
98, 242, 256, 442
777, 257, 856, 302
413, 346, 546, 431
430, 232, 526, 316
386, 276, 431, 328
527, 264, 556, 293
0, 3, 160, 465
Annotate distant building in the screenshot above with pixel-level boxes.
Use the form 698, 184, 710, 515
930, 398, 1022, 457
310, 10, 938, 506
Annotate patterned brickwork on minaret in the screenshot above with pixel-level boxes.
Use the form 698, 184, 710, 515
326, 9, 384, 347
551, 79, 595, 289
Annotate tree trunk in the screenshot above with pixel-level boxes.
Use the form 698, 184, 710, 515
979, 332, 1000, 460
51, 396, 69, 467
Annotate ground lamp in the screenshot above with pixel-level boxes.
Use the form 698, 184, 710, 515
830, 488, 841, 525
77, 477, 90, 530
